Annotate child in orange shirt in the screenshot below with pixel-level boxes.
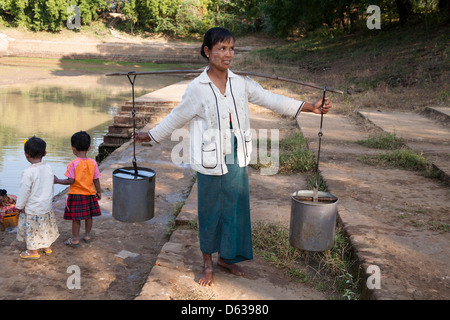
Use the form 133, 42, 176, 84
55, 131, 101, 247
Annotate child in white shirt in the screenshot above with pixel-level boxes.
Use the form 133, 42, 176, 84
16, 137, 59, 259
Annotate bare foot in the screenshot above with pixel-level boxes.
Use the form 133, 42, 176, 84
217, 257, 244, 276
198, 253, 215, 287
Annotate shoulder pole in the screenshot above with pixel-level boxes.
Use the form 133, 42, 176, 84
106, 70, 344, 95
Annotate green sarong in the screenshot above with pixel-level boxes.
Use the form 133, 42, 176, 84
197, 136, 253, 264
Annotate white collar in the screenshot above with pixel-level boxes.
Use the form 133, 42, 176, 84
199, 66, 237, 84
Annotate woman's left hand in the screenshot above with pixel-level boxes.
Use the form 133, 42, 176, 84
312, 97, 332, 114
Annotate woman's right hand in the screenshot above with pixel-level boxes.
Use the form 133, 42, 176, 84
132, 131, 151, 143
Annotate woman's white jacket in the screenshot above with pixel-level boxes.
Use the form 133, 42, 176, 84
148, 68, 305, 176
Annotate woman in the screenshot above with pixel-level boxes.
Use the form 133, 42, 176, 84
134, 27, 331, 286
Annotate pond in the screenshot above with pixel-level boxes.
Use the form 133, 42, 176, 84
0, 57, 201, 196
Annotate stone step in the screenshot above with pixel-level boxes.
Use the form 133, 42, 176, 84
103, 133, 130, 145
108, 125, 133, 135
113, 114, 151, 127
124, 100, 178, 106
121, 104, 177, 114
358, 109, 450, 183
96, 81, 189, 163
119, 111, 152, 116
420, 107, 450, 126
358, 110, 450, 143
110, 122, 134, 128
6, 39, 205, 64
96, 143, 122, 163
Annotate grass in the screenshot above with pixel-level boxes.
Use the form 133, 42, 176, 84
250, 130, 329, 191
252, 221, 361, 300
234, 20, 449, 114
279, 131, 316, 173
428, 221, 450, 232
250, 130, 316, 174
167, 200, 186, 237
357, 132, 442, 179
357, 132, 404, 149
360, 148, 429, 171
253, 22, 448, 90
306, 173, 328, 192
184, 214, 361, 299
359, 146, 442, 179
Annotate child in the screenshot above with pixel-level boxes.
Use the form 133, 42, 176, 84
54, 131, 102, 247
0, 189, 17, 224
16, 137, 60, 259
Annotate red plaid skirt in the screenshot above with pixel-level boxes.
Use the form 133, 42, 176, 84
64, 194, 101, 220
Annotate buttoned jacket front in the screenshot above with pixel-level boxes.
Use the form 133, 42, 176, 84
148, 68, 305, 176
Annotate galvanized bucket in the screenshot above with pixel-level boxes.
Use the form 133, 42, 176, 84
289, 190, 338, 251
112, 167, 156, 222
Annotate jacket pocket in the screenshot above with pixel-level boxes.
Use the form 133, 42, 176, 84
201, 142, 218, 169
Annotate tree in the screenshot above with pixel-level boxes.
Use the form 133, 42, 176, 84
439, 0, 450, 16
395, 0, 413, 24
121, 0, 137, 34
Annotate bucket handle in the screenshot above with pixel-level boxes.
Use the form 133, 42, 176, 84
127, 72, 138, 176
313, 87, 326, 202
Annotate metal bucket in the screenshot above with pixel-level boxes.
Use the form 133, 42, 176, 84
112, 167, 156, 222
289, 190, 338, 251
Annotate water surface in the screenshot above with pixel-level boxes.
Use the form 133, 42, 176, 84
0, 57, 199, 196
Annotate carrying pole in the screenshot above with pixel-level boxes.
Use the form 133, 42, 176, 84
111, 70, 341, 186
107, 69, 344, 95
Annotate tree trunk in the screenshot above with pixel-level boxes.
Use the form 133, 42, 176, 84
395, 0, 413, 25
349, 5, 360, 32
439, 0, 450, 16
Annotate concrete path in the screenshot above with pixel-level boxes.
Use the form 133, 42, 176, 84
359, 109, 450, 183
298, 108, 450, 299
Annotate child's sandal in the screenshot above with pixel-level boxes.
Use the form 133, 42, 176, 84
64, 238, 80, 248
42, 248, 53, 255
20, 250, 41, 260
83, 237, 91, 244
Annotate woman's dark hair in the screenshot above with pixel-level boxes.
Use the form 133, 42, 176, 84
71, 131, 91, 151
24, 136, 46, 158
200, 27, 235, 60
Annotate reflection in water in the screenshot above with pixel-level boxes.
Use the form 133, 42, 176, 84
0, 71, 185, 196
1, 86, 114, 137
